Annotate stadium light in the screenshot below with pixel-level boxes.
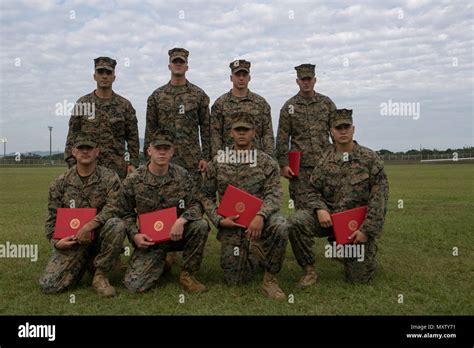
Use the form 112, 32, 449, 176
48, 126, 53, 165
1, 138, 7, 164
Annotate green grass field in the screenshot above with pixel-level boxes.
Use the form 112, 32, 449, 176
0, 164, 473, 315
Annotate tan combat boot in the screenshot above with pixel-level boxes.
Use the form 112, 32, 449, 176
179, 271, 206, 293
92, 270, 116, 297
262, 271, 286, 300
296, 264, 317, 289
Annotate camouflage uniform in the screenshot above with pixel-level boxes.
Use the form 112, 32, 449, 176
119, 160, 209, 293
64, 57, 140, 180
275, 64, 337, 209
202, 126, 288, 286
288, 111, 389, 283
210, 60, 274, 157
143, 48, 211, 184
40, 164, 125, 293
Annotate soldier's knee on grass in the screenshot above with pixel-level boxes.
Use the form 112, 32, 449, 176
39, 275, 73, 294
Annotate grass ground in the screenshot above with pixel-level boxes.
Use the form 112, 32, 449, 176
0, 164, 473, 315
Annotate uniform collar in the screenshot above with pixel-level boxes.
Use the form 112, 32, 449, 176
65, 165, 101, 188
226, 89, 255, 103
91, 90, 116, 102
294, 91, 319, 104
327, 141, 361, 163
164, 80, 190, 94
142, 163, 176, 186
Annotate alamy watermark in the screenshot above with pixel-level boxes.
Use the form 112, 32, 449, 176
18, 322, 55, 341
380, 99, 420, 120
0, 241, 38, 262
216, 147, 257, 167
325, 242, 365, 262
55, 99, 95, 119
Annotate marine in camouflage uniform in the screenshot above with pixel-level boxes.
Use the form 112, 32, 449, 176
64, 57, 140, 180
276, 64, 337, 209
120, 130, 209, 293
40, 134, 125, 297
202, 113, 288, 300
288, 110, 389, 285
143, 48, 211, 184
210, 60, 274, 157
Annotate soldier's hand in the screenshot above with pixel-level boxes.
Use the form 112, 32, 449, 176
198, 160, 208, 172
246, 215, 264, 241
219, 215, 246, 229
316, 209, 332, 228
348, 230, 368, 244
127, 165, 136, 174
133, 234, 155, 248
170, 218, 187, 241
76, 220, 99, 245
76, 226, 93, 245
54, 236, 77, 250
280, 166, 295, 179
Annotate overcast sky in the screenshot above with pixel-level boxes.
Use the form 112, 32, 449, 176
0, 0, 472, 153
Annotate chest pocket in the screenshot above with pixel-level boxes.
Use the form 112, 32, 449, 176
80, 115, 99, 134
291, 104, 307, 130
349, 172, 370, 200
86, 186, 108, 209
181, 100, 199, 128
109, 117, 125, 138
135, 192, 162, 214
242, 171, 266, 195
157, 103, 173, 121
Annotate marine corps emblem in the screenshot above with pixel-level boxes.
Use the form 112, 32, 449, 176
235, 202, 245, 213
154, 220, 164, 232
70, 218, 80, 229
348, 220, 359, 231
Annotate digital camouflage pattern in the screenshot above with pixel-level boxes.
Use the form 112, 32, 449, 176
64, 91, 140, 179
143, 81, 211, 183
123, 219, 208, 293
288, 141, 389, 283
210, 91, 275, 157
40, 166, 125, 293
275, 91, 337, 208
217, 213, 288, 286
294, 63, 316, 79
201, 149, 288, 285
44, 165, 123, 242
40, 217, 125, 293
168, 47, 189, 62
275, 92, 337, 168
94, 56, 117, 70
229, 59, 251, 73
119, 164, 209, 292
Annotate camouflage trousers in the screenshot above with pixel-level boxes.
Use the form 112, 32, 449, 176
288, 210, 378, 284
289, 166, 314, 209
124, 219, 209, 293
39, 217, 126, 293
217, 213, 288, 286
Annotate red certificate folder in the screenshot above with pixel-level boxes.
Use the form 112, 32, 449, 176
53, 208, 97, 240
138, 206, 177, 243
330, 206, 368, 245
288, 151, 301, 177
217, 184, 263, 228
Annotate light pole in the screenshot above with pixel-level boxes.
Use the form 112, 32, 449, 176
1, 138, 6, 164
48, 126, 53, 165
